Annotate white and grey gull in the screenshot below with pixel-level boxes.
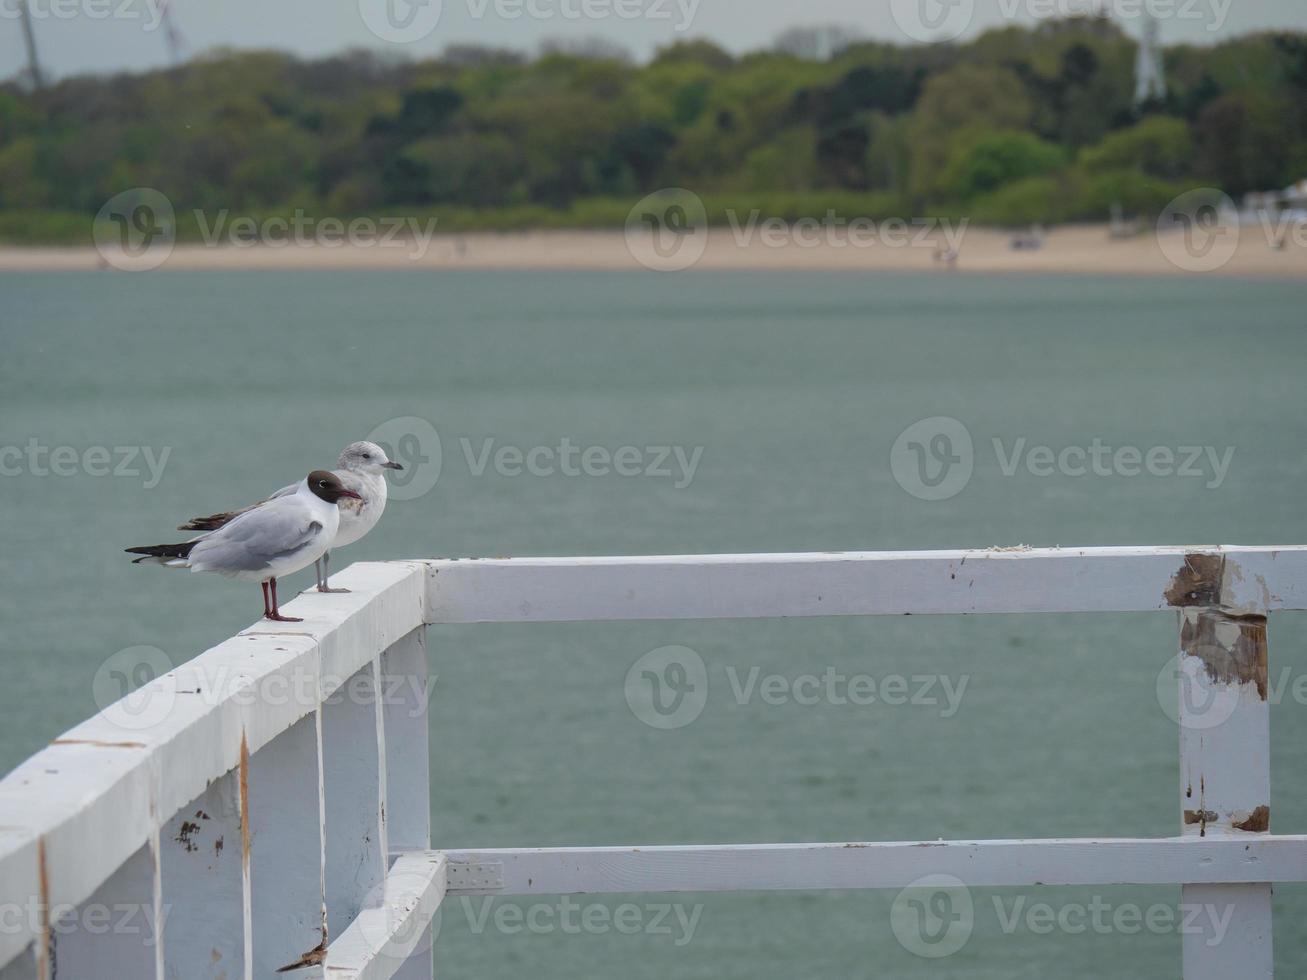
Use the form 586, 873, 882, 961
126, 470, 363, 622
175, 440, 402, 593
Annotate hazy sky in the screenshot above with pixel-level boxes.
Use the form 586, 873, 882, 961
4, 0, 1307, 81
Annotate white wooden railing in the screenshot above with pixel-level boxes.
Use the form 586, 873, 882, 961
2, 546, 1306, 979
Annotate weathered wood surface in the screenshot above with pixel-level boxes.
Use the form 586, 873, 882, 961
441, 837, 1307, 895
422, 546, 1307, 623
2, 547, 1304, 979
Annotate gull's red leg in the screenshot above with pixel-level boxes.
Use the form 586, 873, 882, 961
261, 581, 272, 618
265, 577, 303, 623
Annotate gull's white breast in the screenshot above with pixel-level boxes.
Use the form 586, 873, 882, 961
332, 468, 388, 549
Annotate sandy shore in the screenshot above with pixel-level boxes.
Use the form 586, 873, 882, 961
0, 224, 1303, 278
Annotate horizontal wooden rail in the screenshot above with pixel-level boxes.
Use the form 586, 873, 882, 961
441, 838, 1307, 895
3, 546, 1304, 979
324, 852, 447, 980
420, 546, 1307, 623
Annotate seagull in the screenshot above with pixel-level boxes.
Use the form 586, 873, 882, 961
126, 470, 362, 622
176, 441, 403, 593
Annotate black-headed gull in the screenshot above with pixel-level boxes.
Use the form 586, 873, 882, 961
176, 441, 402, 593
126, 470, 362, 622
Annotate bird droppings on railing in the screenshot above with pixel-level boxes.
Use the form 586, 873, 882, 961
50, 738, 146, 749
175, 818, 202, 853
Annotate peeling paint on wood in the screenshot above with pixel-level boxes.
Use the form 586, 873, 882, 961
49, 740, 146, 750
1181, 609, 1269, 699
35, 840, 48, 980
1184, 809, 1219, 835
1166, 554, 1225, 608
1233, 806, 1271, 833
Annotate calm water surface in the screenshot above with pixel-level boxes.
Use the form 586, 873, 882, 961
2, 269, 1306, 978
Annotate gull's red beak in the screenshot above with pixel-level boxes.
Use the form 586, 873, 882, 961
338, 489, 363, 501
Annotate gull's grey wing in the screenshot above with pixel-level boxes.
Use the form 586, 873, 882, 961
178, 481, 299, 531
266, 481, 299, 500
187, 497, 327, 574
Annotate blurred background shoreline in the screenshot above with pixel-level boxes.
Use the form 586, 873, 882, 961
1, 224, 1304, 277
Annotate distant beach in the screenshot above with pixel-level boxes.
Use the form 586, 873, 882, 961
1, 224, 1303, 278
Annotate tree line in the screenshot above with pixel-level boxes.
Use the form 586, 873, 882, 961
2, 16, 1305, 241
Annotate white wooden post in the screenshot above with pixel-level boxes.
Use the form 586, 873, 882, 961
1174, 555, 1273, 980
322, 663, 387, 943
55, 840, 161, 979
247, 714, 328, 976
160, 770, 244, 979
379, 629, 434, 980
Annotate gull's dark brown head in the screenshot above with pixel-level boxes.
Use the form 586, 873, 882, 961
307, 470, 363, 504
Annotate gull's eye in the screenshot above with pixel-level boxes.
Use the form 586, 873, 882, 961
363, 453, 371, 460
